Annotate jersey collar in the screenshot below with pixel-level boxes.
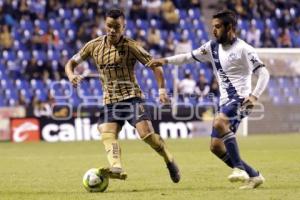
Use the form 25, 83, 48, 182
105, 35, 124, 47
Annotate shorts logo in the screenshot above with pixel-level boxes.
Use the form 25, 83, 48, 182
11, 118, 40, 143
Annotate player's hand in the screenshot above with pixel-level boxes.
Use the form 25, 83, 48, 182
146, 58, 167, 68
159, 88, 170, 104
241, 95, 258, 114
68, 74, 84, 88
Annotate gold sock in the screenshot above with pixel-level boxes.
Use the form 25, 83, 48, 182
142, 133, 173, 163
101, 132, 122, 169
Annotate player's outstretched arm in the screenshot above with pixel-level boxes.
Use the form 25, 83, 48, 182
65, 59, 84, 88
147, 52, 196, 68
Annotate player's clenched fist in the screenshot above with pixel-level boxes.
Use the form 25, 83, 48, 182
159, 88, 170, 104
68, 74, 84, 88
146, 58, 167, 68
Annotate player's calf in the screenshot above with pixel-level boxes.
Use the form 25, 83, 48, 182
142, 133, 180, 183
142, 133, 173, 163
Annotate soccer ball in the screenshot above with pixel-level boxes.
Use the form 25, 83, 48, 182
82, 168, 109, 192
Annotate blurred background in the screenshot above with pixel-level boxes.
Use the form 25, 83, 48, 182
1, 0, 300, 142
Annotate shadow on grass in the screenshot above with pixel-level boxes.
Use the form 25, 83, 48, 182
107, 185, 232, 193
2, 184, 294, 196
0, 191, 83, 195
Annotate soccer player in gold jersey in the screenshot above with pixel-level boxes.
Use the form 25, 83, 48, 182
65, 8, 180, 183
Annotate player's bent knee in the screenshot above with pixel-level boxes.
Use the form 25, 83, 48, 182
98, 123, 121, 135
142, 133, 164, 152
210, 143, 224, 156
101, 132, 117, 142
213, 117, 229, 135
213, 117, 224, 130
136, 120, 155, 139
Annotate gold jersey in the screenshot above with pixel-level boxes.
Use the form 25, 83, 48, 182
76, 35, 152, 105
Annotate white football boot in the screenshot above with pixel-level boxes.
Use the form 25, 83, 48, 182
239, 173, 265, 189
228, 167, 250, 182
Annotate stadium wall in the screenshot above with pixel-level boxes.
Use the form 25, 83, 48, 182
6, 106, 208, 143
249, 103, 300, 134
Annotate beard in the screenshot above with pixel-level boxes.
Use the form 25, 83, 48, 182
216, 33, 228, 44
108, 35, 120, 44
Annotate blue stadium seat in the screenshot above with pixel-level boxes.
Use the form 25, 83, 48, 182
59, 8, 73, 19
11, 27, 22, 41
193, 9, 201, 18
2, 50, 16, 61
47, 50, 60, 61
34, 89, 47, 101
238, 19, 248, 30
70, 92, 82, 106
0, 63, 5, 73
20, 19, 33, 31
272, 95, 286, 105
92, 88, 102, 96
265, 18, 277, 29
35, 19, 48, 32
78, 87, 93, 99
127, 20, 135, 30
0, 98, 5, 107
31, 79, 46, 90
278, 77, 291, 88
179, 9, 187, 18
1, 79, 14, 90
188, 9, 195, 18
73, 8, 83, 19
268, 78, 277, 87
292, 76, 300, 87
49, 19, 62, 30
33, 50, 47, 61
63, 19, 76, 31
268, 87, 281, 96
288, 96, 300, 104
56, 99, 68, 103
8, 99, 17, 106
15, 79, 29, 90
179, 19, 192, 29
255, 19, 264, 31
283, 87, 295, 96
5, 89, 18, 101
82, 98, 99, 104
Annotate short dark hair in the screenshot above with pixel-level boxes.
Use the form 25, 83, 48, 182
213, 10, 237, 29
106, 8, 125, 19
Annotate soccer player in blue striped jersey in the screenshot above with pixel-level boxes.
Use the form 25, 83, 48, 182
147, 10, 270, 189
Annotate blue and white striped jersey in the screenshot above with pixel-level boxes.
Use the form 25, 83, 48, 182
190, 38, 264, 105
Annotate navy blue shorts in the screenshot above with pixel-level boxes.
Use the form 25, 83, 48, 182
98, 97, 151, 127
211, 97, 247, 138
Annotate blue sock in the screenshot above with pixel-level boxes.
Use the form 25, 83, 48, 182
242, 160, 259, 177
219, 152, 234, 168
222, 132, 244, 170
219, 153, 259, 177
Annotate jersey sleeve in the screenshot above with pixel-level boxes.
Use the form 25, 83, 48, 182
190, 41, 211, 62
71, 40, 94, 64
130, 42, 152, 65
243, 45, 265, 73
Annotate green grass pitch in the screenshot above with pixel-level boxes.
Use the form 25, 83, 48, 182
1, 134, 300, 200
